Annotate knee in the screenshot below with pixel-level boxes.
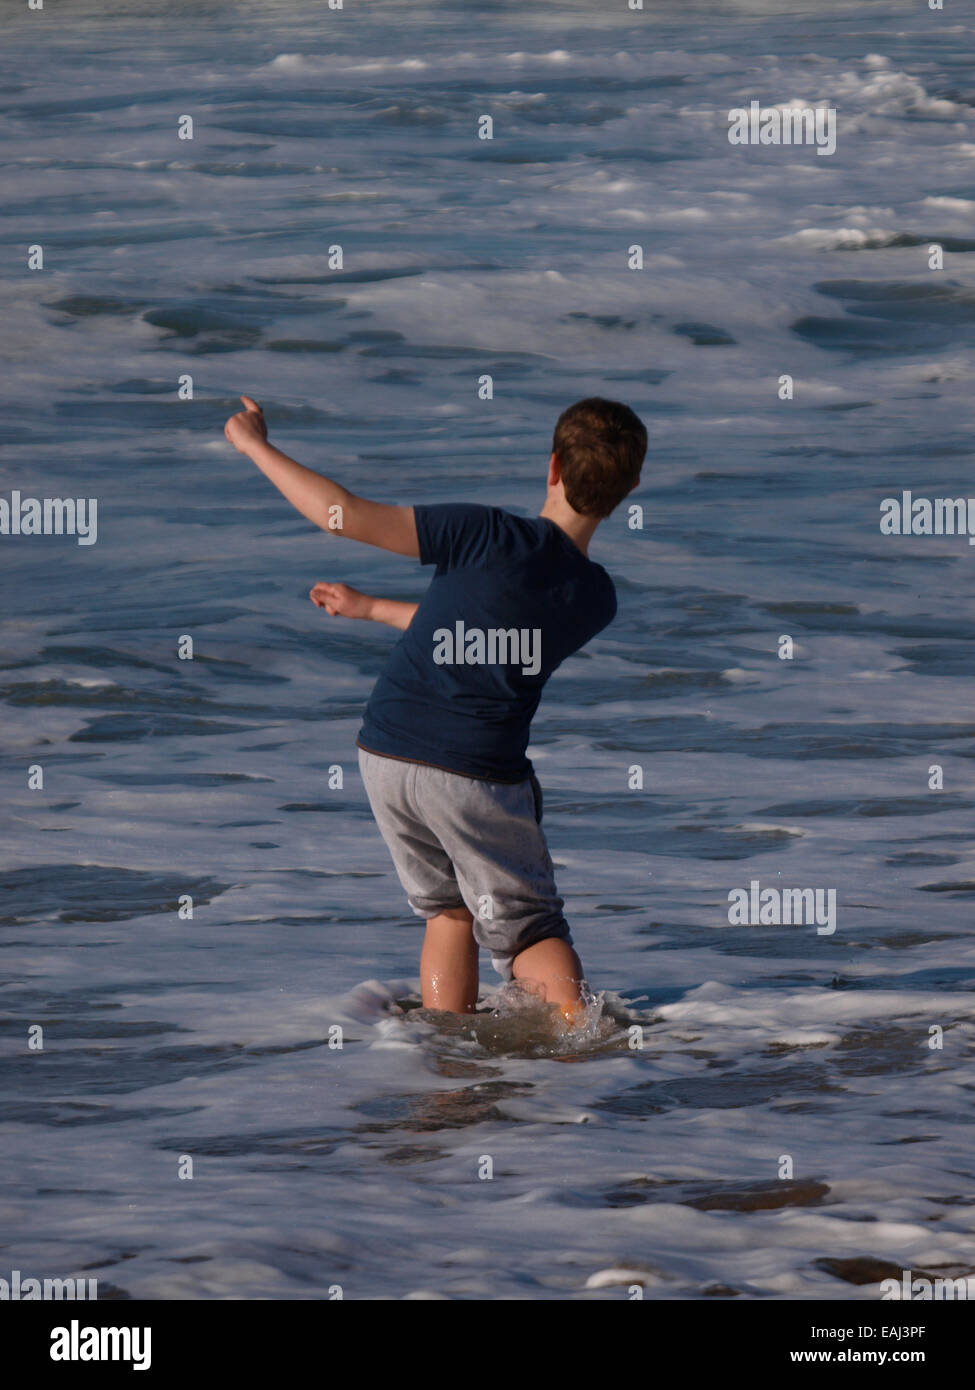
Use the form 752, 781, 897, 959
432, 905, 474, 924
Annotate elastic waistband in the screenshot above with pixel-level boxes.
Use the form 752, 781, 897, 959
356, 739, 532, 786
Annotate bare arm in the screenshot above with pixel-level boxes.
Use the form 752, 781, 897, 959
368, 597, 420, 631
310, 582, 419, 631
224, 396, 419, 558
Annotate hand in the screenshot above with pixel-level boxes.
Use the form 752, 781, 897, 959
309, 581, 374, 621
224, 395, 269, 455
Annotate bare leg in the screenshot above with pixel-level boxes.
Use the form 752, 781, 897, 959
511, 937, 584, 1014
420, 907, 479, 1013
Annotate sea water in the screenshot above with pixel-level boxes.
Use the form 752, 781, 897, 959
1, 0, 974, 1299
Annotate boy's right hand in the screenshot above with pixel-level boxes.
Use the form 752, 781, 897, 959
309, 581, 374, 621
224, 395, 269, 456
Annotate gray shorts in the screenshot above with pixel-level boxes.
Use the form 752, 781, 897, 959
357, 746, 571, 981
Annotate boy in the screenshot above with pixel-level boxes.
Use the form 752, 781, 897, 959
224, 394, 646, 1022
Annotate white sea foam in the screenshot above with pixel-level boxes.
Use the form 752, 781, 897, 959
2, 0, 973, 1305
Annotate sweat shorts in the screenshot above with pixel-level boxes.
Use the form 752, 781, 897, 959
357, 745, 572, 981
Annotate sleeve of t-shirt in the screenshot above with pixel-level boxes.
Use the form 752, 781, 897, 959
413, 503, 499, 571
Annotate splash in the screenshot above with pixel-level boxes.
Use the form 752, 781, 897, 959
491, 979, 605, 1044
405, 980, 614, 1057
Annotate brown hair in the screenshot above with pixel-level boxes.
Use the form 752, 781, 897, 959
552, 397, 646, 518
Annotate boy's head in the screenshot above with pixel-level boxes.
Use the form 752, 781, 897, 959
551, 397, 646, 518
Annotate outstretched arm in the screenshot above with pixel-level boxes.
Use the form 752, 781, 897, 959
224, 396, 419, 558
310, 582, 419, 632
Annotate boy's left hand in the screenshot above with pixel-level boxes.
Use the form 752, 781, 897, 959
310, 581, 374, 620
224, 395, 269, 455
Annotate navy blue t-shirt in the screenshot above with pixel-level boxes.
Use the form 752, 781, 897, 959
356, 503, 617, 782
